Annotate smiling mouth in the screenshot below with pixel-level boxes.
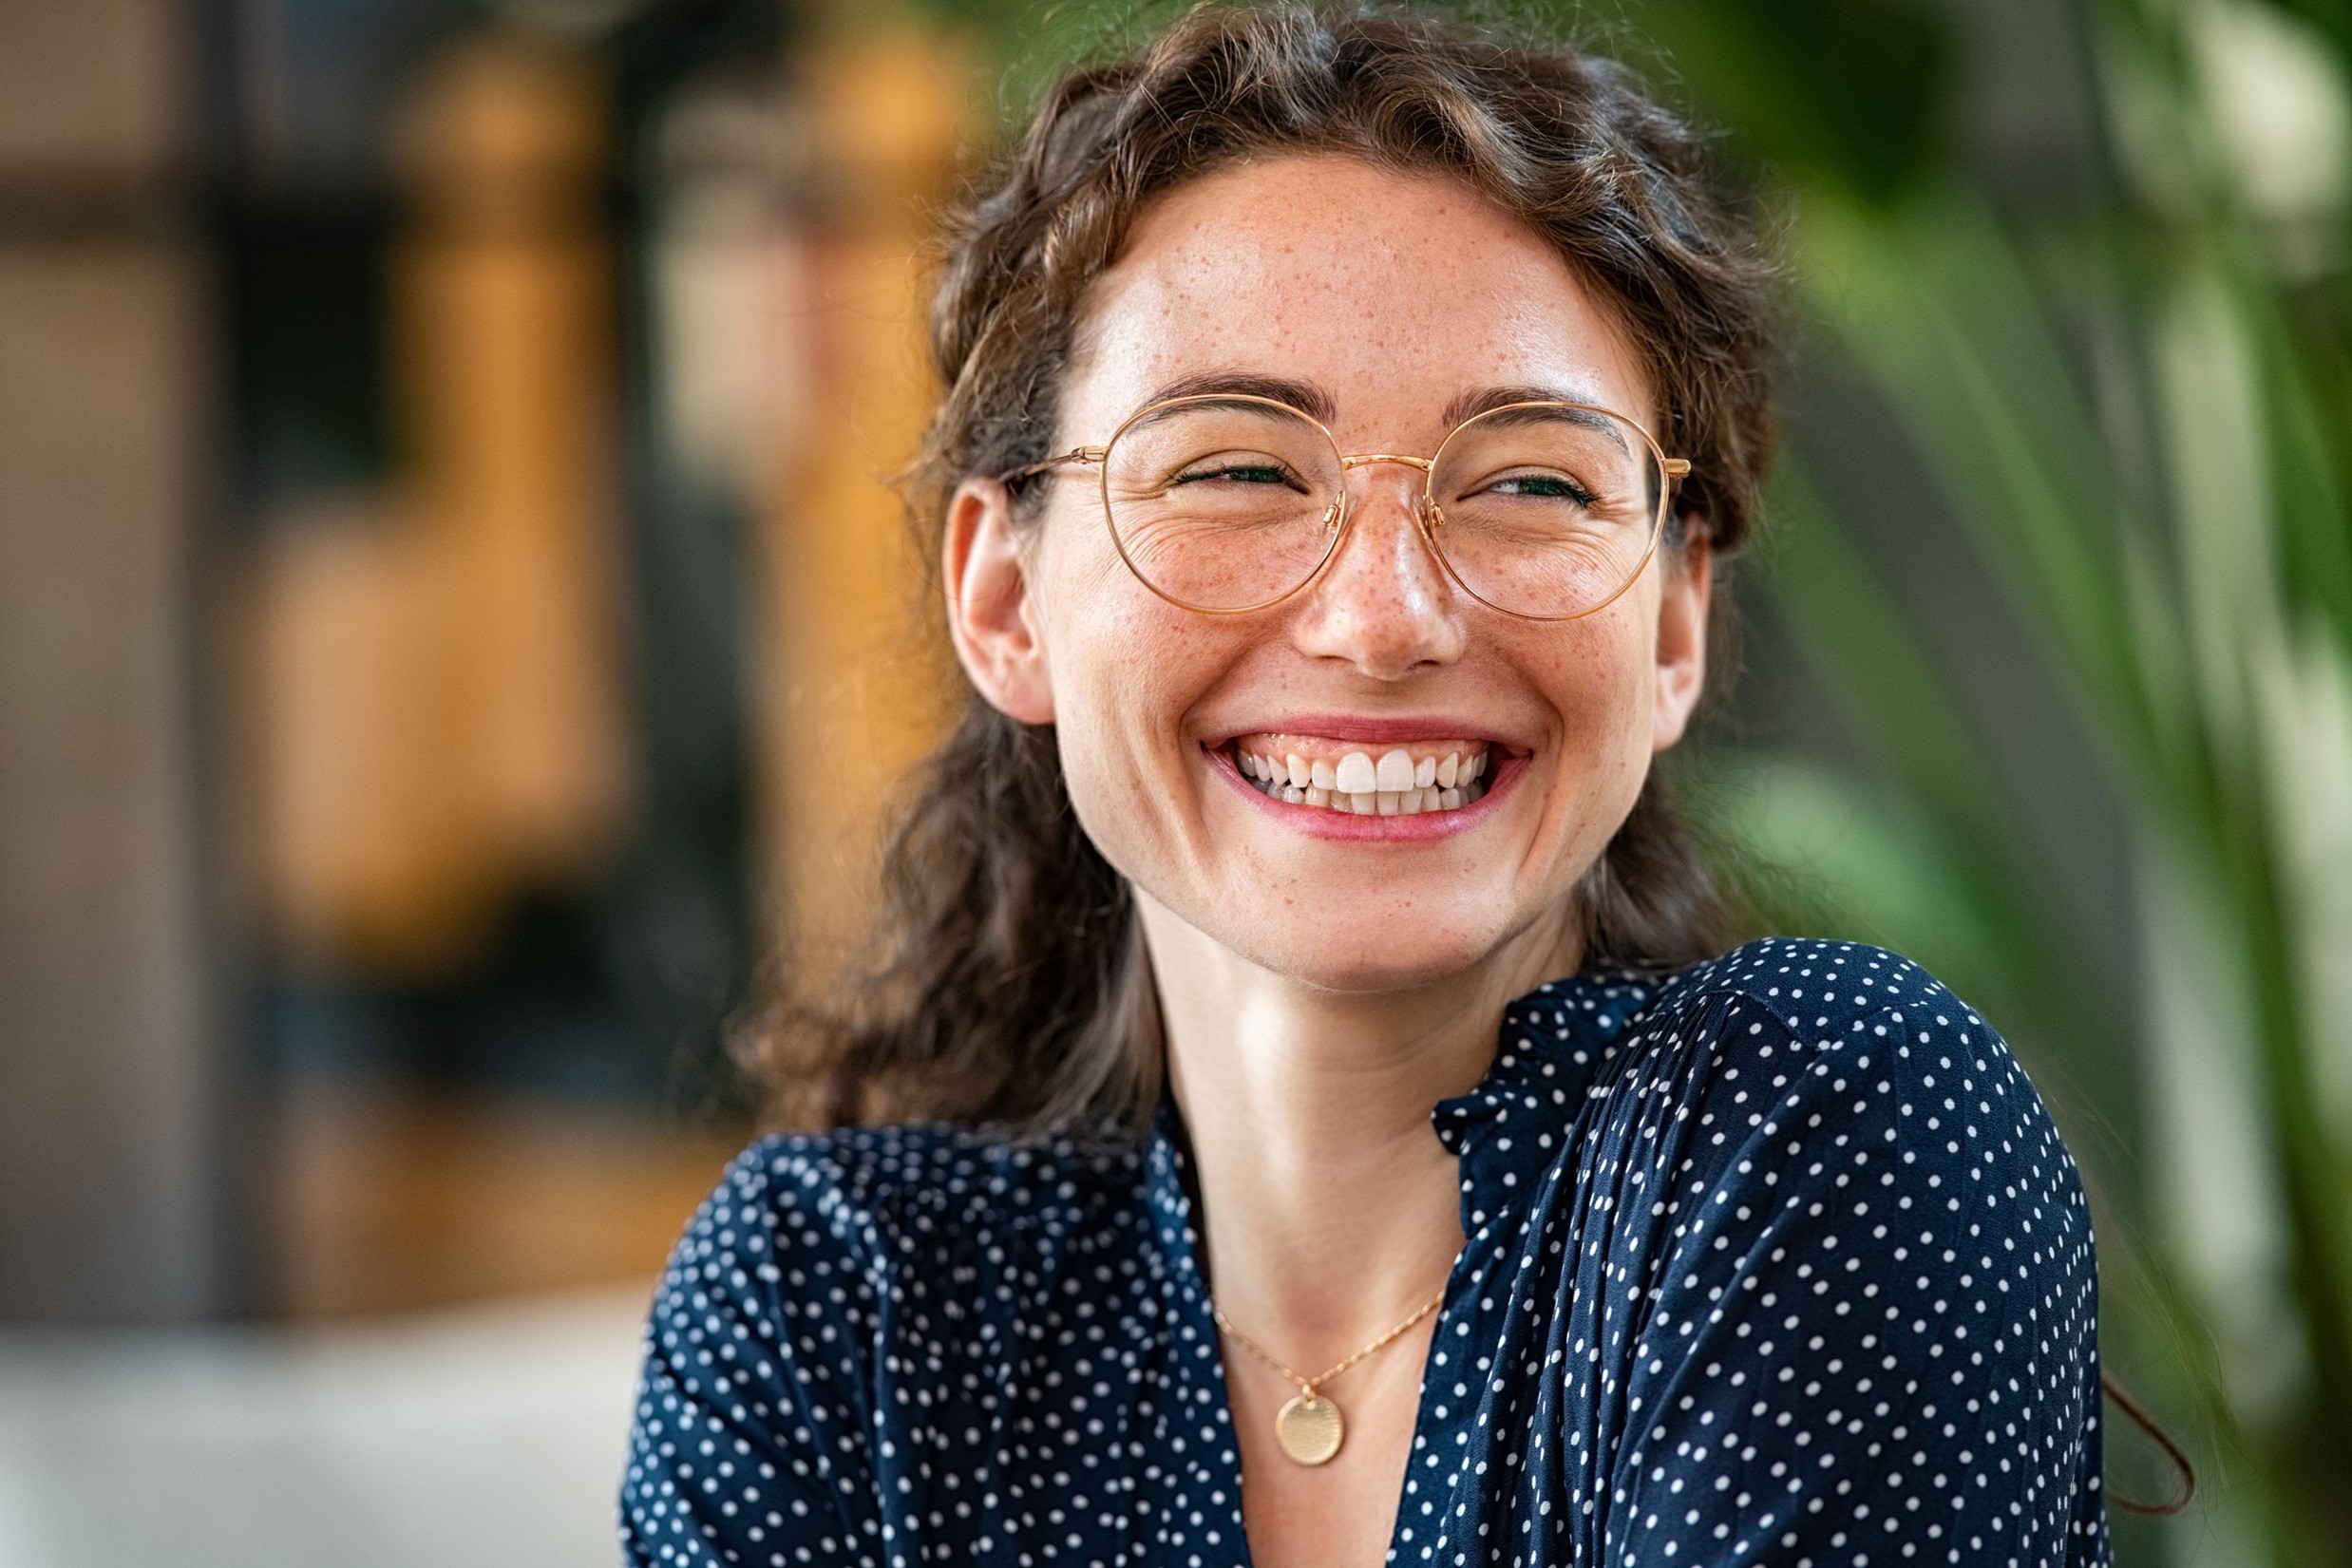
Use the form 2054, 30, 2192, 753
1226, 732, 1492, 816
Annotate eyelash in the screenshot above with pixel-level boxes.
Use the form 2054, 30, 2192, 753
1175, 463, 1302, 489
1487, 473, 1597, 506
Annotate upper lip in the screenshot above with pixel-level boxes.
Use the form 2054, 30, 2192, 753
1203, 714, 1529, 751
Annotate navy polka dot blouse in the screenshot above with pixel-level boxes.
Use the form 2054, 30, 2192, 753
621, 938, 2111, 1566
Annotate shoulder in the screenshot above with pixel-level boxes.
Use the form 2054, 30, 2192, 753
1624, 935, 2094, 1266
1645, 935, 1982, 1048
1631, 936, 2054, 1124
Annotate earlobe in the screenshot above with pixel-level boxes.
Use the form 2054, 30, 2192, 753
1651, 532, 1712, 753
944, 478, 1056, 726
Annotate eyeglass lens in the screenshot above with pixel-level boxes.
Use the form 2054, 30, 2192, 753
1100, 397, 1664, 617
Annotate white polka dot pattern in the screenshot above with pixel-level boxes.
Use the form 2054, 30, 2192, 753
621, 938, 2110, 1566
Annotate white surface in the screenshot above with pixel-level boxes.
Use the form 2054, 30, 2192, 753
0, 1284, 651, 1568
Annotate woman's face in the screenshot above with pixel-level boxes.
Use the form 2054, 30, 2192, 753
947, 154, 1711, 993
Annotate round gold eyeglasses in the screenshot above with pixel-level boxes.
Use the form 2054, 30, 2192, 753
1000, 393, 1691, 621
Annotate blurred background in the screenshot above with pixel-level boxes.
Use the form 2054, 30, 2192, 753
0, 0, 2344, 1563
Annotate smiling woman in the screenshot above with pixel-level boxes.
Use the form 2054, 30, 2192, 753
620, 7, 2111, 1567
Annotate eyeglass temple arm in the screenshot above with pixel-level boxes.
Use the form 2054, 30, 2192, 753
998, 446, 1108, 484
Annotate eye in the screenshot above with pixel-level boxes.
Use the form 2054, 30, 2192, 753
1485, 470, 1597, 506
1172, 460, 1303, 490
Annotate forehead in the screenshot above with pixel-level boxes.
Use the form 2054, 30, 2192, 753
1068, 153, 1655, 438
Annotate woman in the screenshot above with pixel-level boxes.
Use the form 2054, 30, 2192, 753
622, 6, 2109, 1565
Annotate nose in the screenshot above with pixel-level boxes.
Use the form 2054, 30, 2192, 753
1287, 461, 1467, 678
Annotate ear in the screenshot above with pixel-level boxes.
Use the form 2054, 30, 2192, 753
1651, 530, 1712, 753
944, 476, 1055, 726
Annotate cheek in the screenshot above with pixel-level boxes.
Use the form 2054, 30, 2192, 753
1031, 520, 1230, 852
1537, 595, 1653, 727
1529, 602, 1663, 817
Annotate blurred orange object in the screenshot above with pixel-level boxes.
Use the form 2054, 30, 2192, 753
247, 34, 629, 977
757, 23, 970, 974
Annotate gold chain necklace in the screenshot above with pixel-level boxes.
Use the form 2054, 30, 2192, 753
1209, 1283, 1449, 1466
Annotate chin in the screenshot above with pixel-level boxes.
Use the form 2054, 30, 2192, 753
1217, 909, 1522, 996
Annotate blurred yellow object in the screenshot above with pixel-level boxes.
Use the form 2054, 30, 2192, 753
247, 34, 628, 975
759, 24, 970, 973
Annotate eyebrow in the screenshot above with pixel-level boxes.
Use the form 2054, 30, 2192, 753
1440, 384, 1608, 426
1138, 371, 1339, 425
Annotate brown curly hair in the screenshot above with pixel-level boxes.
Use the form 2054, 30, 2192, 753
749, 1, 1779, 1143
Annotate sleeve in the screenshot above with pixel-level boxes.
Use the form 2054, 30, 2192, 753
620, 1142, 884, 1568
1600, 988, 2110, 1567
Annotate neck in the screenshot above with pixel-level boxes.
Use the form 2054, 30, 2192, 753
1141, 891, 1582, 1364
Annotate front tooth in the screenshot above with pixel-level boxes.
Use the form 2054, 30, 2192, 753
1286, 753, 1310, 787
1349, 791, 1375, 813
1414, 756, 1436, 788
1305, 786, 1329, 806
1309, 758, 1336, 791
1336, 752, 1377, 794
1400, 789, 1426, 814
1437, 752, 1459, 788
1439, 786, 1463, 810
1375, 748, 1415, 791
1375, 791, 1401, 815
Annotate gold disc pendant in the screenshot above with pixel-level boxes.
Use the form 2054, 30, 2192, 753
1274, 1391, 1344, 1465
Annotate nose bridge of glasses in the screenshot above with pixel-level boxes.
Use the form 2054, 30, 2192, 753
1331, 451, 1439, 532
1325, 448, 1436, 535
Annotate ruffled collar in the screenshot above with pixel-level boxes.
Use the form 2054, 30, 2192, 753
1431, 969, 1658, 1227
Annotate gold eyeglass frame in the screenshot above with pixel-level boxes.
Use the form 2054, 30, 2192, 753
999, 391, 1694, 621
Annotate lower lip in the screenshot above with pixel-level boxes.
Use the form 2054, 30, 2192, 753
1208, 746, 1520, 841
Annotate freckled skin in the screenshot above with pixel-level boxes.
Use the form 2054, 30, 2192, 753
1020, 155, 1702, 992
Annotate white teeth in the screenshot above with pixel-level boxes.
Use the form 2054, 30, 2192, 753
1234, 742, 1492, 817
